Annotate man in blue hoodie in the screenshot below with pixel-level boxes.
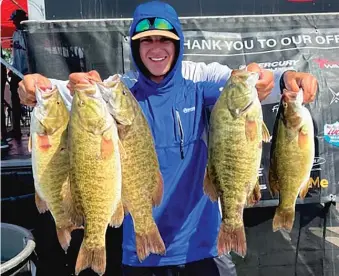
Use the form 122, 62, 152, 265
19, 1, 318, 275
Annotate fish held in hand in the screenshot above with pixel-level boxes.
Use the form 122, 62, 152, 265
98, 79, 165, 262
204, 70, 270, 257
269, 89, 315, 233
30, 86, 76, 252
68, 83, 123, 276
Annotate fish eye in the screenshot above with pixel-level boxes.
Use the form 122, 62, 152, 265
57, 101, 60, 105
122, 90, 127, 95
79, 100, 85, 106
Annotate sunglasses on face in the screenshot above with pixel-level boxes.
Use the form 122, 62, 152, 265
135, 18, 174, 33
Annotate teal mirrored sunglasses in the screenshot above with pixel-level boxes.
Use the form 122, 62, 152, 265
135, 18, 174, 33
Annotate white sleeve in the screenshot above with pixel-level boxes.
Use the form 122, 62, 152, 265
181, 60, 286, 105
50, 79, 73, 111
181, 60, 232, 84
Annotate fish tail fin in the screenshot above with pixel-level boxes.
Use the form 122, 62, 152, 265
35, 192, 49, 213
217, 222, 246, 258
75, 243, 106, 276
135, 222, 166, 262
152, 171, 164, 207
109, 200, 125, 227
273, 207, 295, 232
203, 167, 218, 202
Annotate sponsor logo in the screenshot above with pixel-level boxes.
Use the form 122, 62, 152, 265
329, 88, 339, 105
312, 157, 326, 172
324, 122, 339, 147
183, 106, 195, 113
272, 104, 279, 113
313, 58, 339, 69
308, 177, 329, 188
239, 60, 299, 71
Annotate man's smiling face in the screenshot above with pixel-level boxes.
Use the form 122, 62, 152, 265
139, 35, 176, 83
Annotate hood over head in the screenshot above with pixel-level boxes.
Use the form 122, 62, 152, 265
129, 1, 184, 89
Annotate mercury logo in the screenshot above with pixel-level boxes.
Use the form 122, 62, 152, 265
183, 107, 195, 113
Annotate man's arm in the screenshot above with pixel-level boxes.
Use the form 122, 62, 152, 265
182, 60, 232, 85
182, 60, 285, 106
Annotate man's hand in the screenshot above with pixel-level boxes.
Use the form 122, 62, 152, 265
283, 71, 318, 103
18, 74, 52, 107
246, 63, 274, 102
67, 70, 102, 95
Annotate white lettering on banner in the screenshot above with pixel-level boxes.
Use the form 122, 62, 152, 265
325, 64, 339, 69
183, 34, 339, 55
202, 40, 211, 50
213, 40, 222, 50
191, 40, 201, 50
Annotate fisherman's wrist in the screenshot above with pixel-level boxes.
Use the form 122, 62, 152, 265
280, 70, 296, 93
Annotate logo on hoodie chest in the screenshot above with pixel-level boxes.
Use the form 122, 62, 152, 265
183, 106, 195, 113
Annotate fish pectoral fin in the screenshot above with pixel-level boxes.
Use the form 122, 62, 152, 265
101, 131, 114, 160
299, 177, 310, 200
203, 167, 218, 202
245, 118, 258, 142
268, 165, 280, 198
298, 125, 310, 150
37, 134, 51, 151
109, 200, 125, 227
35, 121, 51, 151
35, 191, 49, 213
262, 122, 271, 143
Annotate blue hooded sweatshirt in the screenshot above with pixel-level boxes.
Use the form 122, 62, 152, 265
123, 1, 223, 266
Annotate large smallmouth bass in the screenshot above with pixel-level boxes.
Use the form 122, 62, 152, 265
269, 89, 315, 232
30, 87, 76, 251
67, 84, 124, 276
98, 77, 166, 262
204, 70, 270, 257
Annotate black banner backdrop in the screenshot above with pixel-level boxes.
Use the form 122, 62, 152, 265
23, 13, 339, 207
